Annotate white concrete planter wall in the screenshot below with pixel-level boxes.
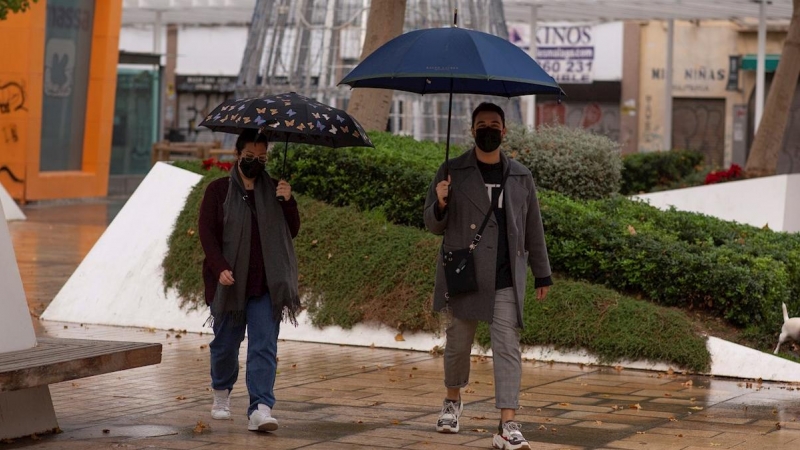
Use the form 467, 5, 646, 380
0, 184, 25, 222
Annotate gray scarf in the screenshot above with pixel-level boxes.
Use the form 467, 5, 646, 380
210, 165, 301, 326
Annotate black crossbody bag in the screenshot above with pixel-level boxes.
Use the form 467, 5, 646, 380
441, 165, 509, 298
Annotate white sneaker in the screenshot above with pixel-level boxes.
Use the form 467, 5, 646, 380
211, 389, 231, 420
436, 398, 463, 433
492, 421, 531, 450
248, 404, 279, 432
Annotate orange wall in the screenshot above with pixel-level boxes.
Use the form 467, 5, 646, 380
0, 0, 122, 201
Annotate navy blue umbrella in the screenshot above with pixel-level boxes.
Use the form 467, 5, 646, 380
339, 11, 564, 172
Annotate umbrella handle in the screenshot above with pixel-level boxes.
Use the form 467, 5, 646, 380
277, 137, 289, 202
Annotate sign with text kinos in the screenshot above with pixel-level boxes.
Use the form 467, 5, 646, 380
508, 22, 595, 84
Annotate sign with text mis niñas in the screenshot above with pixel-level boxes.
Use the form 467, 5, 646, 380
508, 22, 595, 84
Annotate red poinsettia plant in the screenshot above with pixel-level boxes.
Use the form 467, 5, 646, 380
704, 164, 743, 185
202, 158, 233, 172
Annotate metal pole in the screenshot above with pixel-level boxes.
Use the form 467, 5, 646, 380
527, 5, 538, 129
664, 19, 674, 151
755, 0, 767, 133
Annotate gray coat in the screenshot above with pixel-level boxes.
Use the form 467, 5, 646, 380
424, 149, 552, 327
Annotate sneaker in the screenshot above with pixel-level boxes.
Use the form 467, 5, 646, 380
492, 421, 531, 450
436, 398, 463, 433
248, 404, 279, 432
211, 389, 231, 420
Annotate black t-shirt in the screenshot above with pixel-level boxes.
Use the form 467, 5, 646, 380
477, 161, 513, 290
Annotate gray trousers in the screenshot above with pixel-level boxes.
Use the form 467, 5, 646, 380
443, 287, 522, 409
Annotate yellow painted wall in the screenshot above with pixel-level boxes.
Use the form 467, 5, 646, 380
638, 20, 788, 167
0, 0, 122, 202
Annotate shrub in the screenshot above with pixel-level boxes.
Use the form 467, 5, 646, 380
620, 149, 705, 195
267, 131, 458, 229
502, 124, 622, 199
539, 190, 800, 348
476, 279, 711, 372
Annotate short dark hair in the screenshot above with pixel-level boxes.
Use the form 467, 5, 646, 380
235, 129, 270, 154
471, 102, 505, 128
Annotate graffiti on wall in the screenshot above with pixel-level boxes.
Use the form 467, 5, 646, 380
672, 98, 725, 167
177, 91, 232, 142
0, 81, 26, 114
537, 101, 620, 142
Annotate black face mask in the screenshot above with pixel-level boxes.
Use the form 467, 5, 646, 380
474, 127, 503, 153
239, 158, 265, 179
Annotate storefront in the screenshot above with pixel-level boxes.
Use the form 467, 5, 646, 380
0, 0, 122, 201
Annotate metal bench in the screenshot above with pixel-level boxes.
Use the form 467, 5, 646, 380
0, 337, 162, 439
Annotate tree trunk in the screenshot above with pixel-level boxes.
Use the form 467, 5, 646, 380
346, 0, 407, 132
745, 0, 800, 177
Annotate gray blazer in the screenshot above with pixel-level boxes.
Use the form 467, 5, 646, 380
424, 149, 552, 327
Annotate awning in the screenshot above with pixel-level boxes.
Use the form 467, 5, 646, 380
741, 54, 781, 72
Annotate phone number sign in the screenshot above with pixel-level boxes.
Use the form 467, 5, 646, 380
537, 46, 594, 84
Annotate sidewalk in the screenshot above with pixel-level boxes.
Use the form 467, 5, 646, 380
4, 199, 800, 449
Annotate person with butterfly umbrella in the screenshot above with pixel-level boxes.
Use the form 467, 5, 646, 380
196, 92, 371, 433
339, 11, 561, 450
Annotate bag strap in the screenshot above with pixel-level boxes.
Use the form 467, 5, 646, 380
442, 162, 511, 255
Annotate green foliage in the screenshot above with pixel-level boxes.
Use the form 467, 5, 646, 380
539, 190, 800, 349
502, 124, 623, 199
162, 163, 709, 368
267, 131, 458, 229
161, 161, 229, 309
620, 149, 705, 195
0, 0, 37, 20
476, 279, 711, 372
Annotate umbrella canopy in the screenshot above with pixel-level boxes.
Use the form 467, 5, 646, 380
199, 92, 373, 149
339, 26, 564, 97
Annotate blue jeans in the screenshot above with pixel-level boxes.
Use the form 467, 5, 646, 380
210, 291, 280, 416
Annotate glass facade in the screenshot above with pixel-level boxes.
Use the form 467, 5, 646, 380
40, 0, 95, 172
110, 69, 160, 175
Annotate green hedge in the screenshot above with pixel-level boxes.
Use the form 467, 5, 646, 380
266, 131, 459, 229
620, 149, 705, 195
162, 160, 710, 370
540, 190, 800, 349
267, 136, 799, 350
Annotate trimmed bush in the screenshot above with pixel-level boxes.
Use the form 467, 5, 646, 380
539, 190, 800, 349
267, 131, 459, 229
621, 149, 705, 195
502, 124, 622, 199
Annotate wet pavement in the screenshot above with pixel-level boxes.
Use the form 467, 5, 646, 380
4, 198, 800, 449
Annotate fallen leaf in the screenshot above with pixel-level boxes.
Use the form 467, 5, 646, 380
356, 420, 363, 424
538, 425, 547, 430
614, 365, 624, 372
311, 239, 318, 245
327, 252, 332, 259
629, 403, 642, 410
669, 417, 678, 422
187, 229, 195, 236
412, 367, 418, 370
465, 388, 475, 394
176, 396, 186, 400
637, 431, 646, 435
611, 405, 621, 411
683, 380, 693, 387
471, 428, 488, 433
102, 429, 110, 434
193, 421, 208, 433
30, 434, 40, 441
627, 225, 636, 235
391, 420, 400, 425
200, 345, 207, 350
664, 393, 672, 397
689, 406, 704, 411
595, 420, 603, 425
776, 423, 782, 430
559, 402, 571, 407
292, 364, 297, 368
678, 434, 684, 437
394, 333, 405, 342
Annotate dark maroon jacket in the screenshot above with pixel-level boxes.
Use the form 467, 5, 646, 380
198, 177, 300, 306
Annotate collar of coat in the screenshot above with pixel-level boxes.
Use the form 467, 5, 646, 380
446, 148, 531, 216
449, 147, 529, 176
